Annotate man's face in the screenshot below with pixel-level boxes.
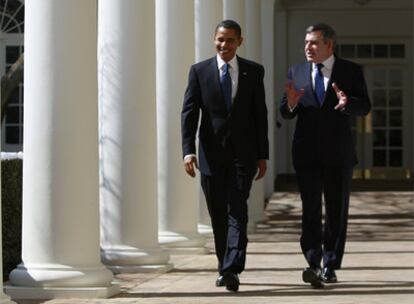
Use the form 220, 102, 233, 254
304, 30, 333, 63
214, 27, 243, 62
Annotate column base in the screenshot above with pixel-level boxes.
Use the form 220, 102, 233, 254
0, 294, 16, 304
159, 231, 208, 254
101, 246, 171, 273
101, 247, 173, 274
107, 263, 174, 274
248, 215, 268, 233
198, 223, 213, 235
4, 284, 120, 300
8, 263, 116, 289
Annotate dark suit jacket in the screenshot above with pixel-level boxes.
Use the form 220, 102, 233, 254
182, 56, 269, 176
280, 57, 371, 168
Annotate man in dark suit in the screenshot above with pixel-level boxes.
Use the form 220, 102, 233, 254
280, 23, 371, 288
181, 20, 269, 292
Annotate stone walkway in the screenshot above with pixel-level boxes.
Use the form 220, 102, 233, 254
14, 191, 414, 304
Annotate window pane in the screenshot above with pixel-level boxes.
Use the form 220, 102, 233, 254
389, 130, 402, 147
357, 44, 372, 58
389, 150, 402, 167
373, 89, 386, 107
340, 44, 355, 58
373, 149, 386, 167
5, 126, 20, 144
5, 106, 19, 123
389, 70, 402, 87
373, 70, 386, 87
390, 44, 405, 58
389, 90, 402, 107
373, 130, 386, 147
374, 44, 388, 58
389, 110, 402, 127
8, 87, 20, 105
372, 110, 386, 127
6, 22, 20, 33
6, 46, 20, 64
372, 130, 387, 147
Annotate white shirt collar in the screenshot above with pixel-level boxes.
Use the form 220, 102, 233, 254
313, 54, 335, 70
216, 54, 238, 72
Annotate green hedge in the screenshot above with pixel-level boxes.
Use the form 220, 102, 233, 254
1, 158, 22, 280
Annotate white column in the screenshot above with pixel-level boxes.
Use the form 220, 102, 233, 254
98, 0, 172, 274
156, 0, 207, 253
245, 0, 262, 62
274, 0, 289, 178
194, 0, 222, 234
261, 0, 276, 198
195, 0, 222, 61
0, 83, 15, 304
223, 0, 246, 56
5, 0, 119, 299
245, 0, 267, 231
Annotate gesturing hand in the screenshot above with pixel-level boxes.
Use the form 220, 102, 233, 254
332, 82, 348, 111
285, 81, 304, 109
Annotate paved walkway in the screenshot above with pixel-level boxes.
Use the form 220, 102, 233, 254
15, 191, 414, 304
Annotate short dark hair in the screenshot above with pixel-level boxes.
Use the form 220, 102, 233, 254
306, 23, 337, 48
215, 20, 242, 37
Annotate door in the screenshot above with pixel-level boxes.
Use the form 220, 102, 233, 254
353, 65, 411, 179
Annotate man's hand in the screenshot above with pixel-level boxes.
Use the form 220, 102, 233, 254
184, 155, 198, 177
332, 82, 348, 111
285, 81, 304, 109
255, 159, 267, 180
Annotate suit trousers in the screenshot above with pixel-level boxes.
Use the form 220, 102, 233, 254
201, 159, 256, 275
295, 163, 353, 269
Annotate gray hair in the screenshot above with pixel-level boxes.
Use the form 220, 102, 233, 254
306, 23, 337, 48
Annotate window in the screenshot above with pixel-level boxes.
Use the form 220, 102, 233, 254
1, 0, 24, 150
371, 68, 404, 167
336, 43, 406, 59
0, 0, 24, 33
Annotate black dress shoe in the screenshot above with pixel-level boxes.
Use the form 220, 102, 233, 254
216, 275, 225, 287
321, 267, 337, 283
302, 267, 324, 288
223, 272, 239, 292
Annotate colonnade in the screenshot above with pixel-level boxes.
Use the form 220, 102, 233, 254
1, 0, 275, 300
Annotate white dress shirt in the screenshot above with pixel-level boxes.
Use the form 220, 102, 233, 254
312, 54, 335, 91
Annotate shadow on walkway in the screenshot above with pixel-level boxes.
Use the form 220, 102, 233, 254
15, 191, 414, 304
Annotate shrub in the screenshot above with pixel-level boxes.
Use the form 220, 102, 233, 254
1, 158, 22, 280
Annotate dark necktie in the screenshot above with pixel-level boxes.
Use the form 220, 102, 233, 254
220, 63, 232, 112
315, 63, 325, 105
